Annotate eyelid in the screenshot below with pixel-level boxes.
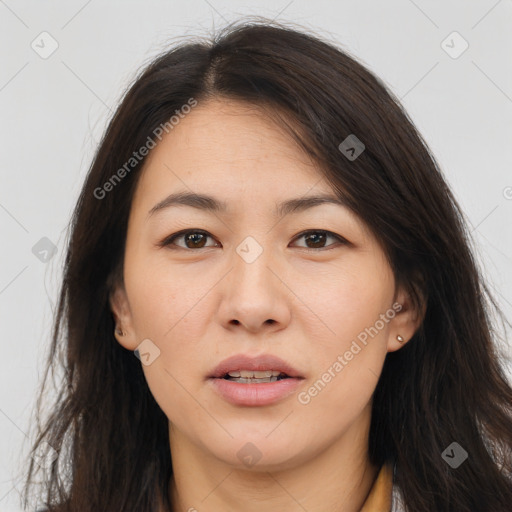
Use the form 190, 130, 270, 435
290, 229, 348, 249
158, 229, 218, 249
159, 229, 349, 250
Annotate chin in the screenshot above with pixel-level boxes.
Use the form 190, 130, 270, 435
207, 433, 311, 472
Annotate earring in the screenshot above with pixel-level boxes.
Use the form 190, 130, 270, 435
397, 334, 405, 343
115, 327, 125, 336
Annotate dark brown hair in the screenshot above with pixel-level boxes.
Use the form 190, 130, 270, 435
21, 16, 512, 512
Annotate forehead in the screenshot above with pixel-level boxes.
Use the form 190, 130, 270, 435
123, 99, 377, 250
134, 98, 334, 207
154, 97, 310, 161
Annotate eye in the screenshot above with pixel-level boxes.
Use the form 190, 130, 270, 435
159, 229, 348, 251
291, 230, 347, 250
159, 229, 219, 250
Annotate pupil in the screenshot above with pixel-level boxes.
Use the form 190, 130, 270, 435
306, 232, 325, 248
186, 233, 206, 248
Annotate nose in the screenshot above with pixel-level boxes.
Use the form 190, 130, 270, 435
218, 242, 292, 334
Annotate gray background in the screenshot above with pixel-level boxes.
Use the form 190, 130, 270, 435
1, 1, 511, 510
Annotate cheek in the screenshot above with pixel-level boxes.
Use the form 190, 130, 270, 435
306, 260, 393, 344
297, 298, 389, 423
125, 259, 216, 392
129, 268, 209, 426
142, 367, 208, 439
296, 267, 392, 418
125, 256, 202, 337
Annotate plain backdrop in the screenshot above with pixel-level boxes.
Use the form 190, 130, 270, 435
1, 1, 511, 510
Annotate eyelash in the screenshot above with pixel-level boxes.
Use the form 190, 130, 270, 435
158, 229, 348, 251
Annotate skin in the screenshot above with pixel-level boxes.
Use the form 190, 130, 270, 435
110, 98, 422, 512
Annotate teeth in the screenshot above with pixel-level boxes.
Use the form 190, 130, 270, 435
229, 376, 280, 383
227, 370, 282, 378
224, 369, 289, 383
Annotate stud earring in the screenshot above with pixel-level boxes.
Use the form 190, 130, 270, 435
115, 327, 125, 336
397, 334, 405, 343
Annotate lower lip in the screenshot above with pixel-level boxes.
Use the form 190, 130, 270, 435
209, 377, 304, 406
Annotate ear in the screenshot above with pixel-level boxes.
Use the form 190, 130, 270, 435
109, 284, 138, 351
386, 283, 426, 353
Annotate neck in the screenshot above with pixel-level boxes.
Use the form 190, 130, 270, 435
167, 403, 379, 512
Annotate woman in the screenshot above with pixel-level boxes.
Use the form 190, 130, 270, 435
22, 17, 512, 512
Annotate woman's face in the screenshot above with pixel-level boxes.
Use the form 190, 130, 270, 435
111, 98, 418, 471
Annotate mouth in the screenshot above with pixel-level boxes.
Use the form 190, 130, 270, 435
221, 370, 292, 384
208, 353, 305, 406
208, 353, 303, 381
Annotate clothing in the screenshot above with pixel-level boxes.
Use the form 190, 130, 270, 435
360, 461, 406, 512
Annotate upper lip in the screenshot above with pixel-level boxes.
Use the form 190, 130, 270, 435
209, 353, 304, 379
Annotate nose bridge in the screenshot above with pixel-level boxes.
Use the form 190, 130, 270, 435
219, 233, 290, 331
232, 233, 276, 292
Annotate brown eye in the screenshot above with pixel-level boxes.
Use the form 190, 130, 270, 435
182, 232, 208, 249
160, 229, 346, 251
291, 230, 345, 250
161, 230, 219, 250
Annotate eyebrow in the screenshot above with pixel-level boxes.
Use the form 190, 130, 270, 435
147, 191, 350, 220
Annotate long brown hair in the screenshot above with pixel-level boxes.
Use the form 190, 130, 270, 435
21, 17, 512, 512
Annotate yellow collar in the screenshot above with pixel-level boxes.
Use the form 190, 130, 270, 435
359, 462, 394, 511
